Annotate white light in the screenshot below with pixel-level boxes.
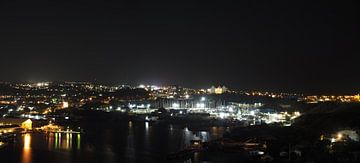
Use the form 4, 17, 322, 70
145, 122, 149, 130
201, 97, 206, 101
62, 102, 69, 108
331, 138, 336, 143
250, 111, 255, 116
219, 113, 229, 119
151, 85, 160, 90
196, 103, 205, 108
228, 107, 234, 112
258, 151, 265, 155
172, 103, 180, 108
128, 103, 136, 109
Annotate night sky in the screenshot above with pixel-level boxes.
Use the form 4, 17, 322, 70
0, 0, 359, 94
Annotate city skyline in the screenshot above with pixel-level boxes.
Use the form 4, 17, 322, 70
1, 80, 360, 95
1, 1, 360, 163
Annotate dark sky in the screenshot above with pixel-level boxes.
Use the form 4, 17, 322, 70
0, 0, 359, 94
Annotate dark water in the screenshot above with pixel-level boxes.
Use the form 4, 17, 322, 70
0, 121, 225, 163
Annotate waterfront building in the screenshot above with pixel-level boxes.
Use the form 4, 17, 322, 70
0, 118, 32, 131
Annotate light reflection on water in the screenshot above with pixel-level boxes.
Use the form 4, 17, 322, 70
13, 122, 224, 163
77, 133, 81, 150
126, 121, 135, 162
22, 134, 31, 163
144, 122, 150, 149
46, 133, 81, 151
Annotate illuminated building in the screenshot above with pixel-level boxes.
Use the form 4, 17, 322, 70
21, 119, 33, 130
208, 86, 228, 94
0, 118, 32, 131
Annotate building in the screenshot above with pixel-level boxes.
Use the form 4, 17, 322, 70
208, 86, 228, 94
0, 118, 32, 131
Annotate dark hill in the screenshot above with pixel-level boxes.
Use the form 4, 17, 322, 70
294, 103, 360, 133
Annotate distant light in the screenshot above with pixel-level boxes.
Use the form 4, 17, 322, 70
201, 97, 206, 101
151, 85, 160, 90
215, 87, 223, 94
62, 102, 69, 109
36, 82, 49, 87
196, 103, 201, 108
196, 103, 205, 108
250, 111, 255, 116
137, 104, 145, 108
172, 103, 180, 108
228, 107, 234, 112
331, 138, 336, 143
219, 112, 228, 119
337, 133, 343, 139
257, 151, 265, 155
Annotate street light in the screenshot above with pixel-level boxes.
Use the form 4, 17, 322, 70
337, 133, 343, 140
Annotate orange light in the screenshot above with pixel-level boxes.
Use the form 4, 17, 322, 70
337, 133, 343, 139
24, 134, 31, 149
